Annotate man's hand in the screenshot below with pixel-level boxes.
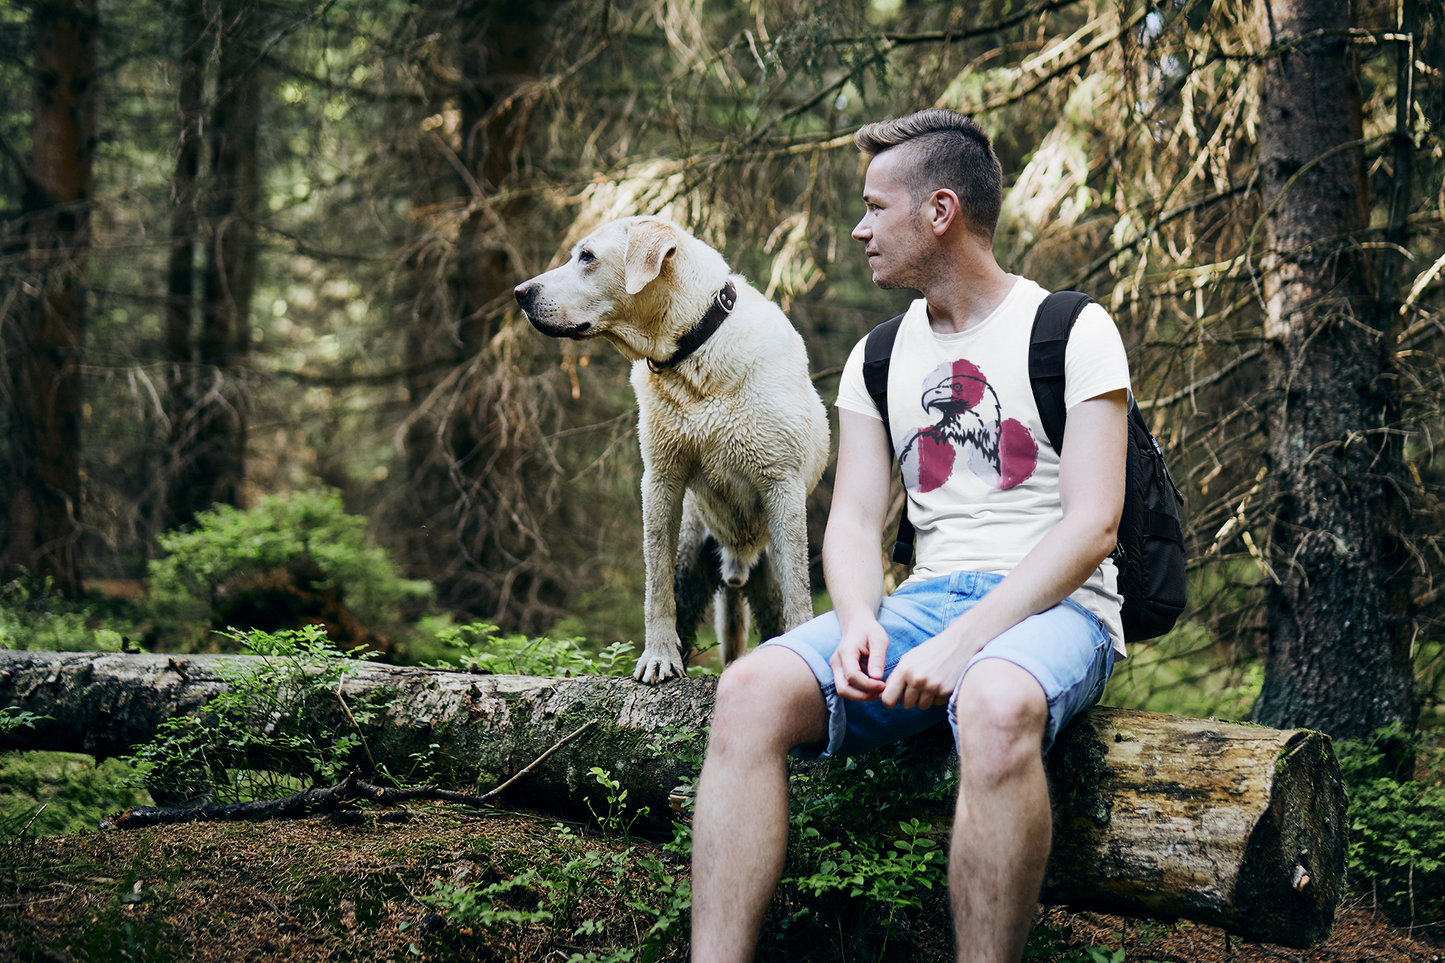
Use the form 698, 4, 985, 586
880, 627, 975, 711
829, 617, 890, 701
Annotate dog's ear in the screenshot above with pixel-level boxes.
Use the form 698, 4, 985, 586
623, 220, 678, 295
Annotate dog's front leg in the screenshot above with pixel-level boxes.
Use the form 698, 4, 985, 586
763, 479, 815, 633
635, 464, 690, 684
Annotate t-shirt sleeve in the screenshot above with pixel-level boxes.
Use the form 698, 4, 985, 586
1063, 303, 1132, 410
834, 335, 883, 421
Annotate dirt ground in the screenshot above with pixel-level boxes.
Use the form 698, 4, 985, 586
0, 807, 1438, 963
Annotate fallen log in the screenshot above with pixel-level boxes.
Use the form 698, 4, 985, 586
0, 651, 1344, 946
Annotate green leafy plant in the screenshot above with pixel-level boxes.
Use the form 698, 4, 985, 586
124, 624, 378, 804
0, 707, 49, 734
423, 621, 633, 677
1337, 725, 1445, 925
422, 870, 555, 930
584, 766, 650, 837
146, 489, 431, 641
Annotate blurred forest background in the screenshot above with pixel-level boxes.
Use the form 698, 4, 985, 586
4, 0, 1445, 955
2, 0, 1444, 739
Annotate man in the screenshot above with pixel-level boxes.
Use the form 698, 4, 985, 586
690, 108, 1130, 963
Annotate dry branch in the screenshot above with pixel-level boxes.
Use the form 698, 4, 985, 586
0, 651, 1344, 946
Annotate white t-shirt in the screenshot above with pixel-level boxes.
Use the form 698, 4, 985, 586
836, 277, 1132, 655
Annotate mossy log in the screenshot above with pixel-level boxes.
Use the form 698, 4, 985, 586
0, 651, 1344, 946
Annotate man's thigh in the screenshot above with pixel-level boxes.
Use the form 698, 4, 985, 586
950, 596, 1114, 752
760, 575, 959, 759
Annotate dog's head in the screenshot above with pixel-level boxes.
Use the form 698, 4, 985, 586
514, 216, 727, 361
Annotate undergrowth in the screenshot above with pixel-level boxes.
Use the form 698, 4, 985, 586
124, 624, 382, 804
420, 621, 634, 677
1337, 725, 1445, 926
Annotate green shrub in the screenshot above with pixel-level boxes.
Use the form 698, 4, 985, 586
124, 625, 379, 804
0, 575, 130, 653
146, 489, 431, 643
1337, 726, 1445, 925
421, 621, 633, 677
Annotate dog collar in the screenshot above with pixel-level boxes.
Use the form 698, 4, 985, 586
647, 281, 737, 374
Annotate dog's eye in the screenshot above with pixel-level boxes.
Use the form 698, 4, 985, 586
577, 249, 595, 264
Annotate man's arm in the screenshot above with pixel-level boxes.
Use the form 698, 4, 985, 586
823, 408, 895, 700
879, 388, 1129, 711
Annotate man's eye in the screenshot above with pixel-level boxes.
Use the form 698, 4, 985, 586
577, 250, 595, 264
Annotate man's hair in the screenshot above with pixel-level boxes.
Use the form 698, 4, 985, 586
854, 109, 1002, 240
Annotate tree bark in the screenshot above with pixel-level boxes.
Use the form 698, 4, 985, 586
0, 651, 1345, 947
1251, 0, 1417, 739
161, 0, 209, 531
187, 0, 262, 515
398, 0, 567, 631
3, 1, 98, 599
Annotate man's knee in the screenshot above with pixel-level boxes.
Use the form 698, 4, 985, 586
954, 659, 1047, 776
710, 646, 825, 755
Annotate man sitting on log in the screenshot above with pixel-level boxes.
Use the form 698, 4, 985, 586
690, 108, 1133, 963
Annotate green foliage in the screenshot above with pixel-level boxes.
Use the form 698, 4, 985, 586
0, 575, 130, 653
0, 752, 152, 840
124, 625, 378, 804
419, 829, 690, 963
422, 870, 555, 930
1337, 726, 1445, 925
1103, 621, 1262, 722
0, 707, 49, 734
584, 766, 650, 837
780, 746, 953, 924
421, 621, 633, 677
146, 489, 431, 637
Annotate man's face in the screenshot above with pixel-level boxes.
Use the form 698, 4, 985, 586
852, 148, 934, 290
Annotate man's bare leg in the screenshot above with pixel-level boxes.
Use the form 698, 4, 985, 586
949, 659, 1052, 963
691, 646, 826, 963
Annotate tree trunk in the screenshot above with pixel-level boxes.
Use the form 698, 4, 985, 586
3, 0, 99, 599
0, 651, 1345, 947
399, 0, 565, 630
161, 0, 209, 530
188, 0, 262, 514
1251, 0, 1417, 739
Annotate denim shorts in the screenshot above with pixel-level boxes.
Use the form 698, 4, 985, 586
761, 570, 1115, 759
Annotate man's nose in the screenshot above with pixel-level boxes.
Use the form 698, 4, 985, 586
851, 219, 869, 242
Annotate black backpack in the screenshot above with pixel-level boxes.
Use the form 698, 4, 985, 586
860, 291, 1187, 644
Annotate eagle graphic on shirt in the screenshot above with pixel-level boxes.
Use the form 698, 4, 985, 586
897, 358, 1039, 492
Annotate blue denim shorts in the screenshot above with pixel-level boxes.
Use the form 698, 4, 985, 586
761, 570, 1115, 759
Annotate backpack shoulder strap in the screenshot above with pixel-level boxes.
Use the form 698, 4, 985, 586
863, 312, 906, 447
862, 312, 913, 565
1028, 291, 1095, 454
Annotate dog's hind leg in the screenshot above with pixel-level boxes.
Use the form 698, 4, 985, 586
715, 585, 750, 665
741, 549, 788, 644
673, 503, 722, 667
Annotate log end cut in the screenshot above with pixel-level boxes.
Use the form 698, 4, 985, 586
1041, 708, 1346, 949
1230, 730, 1346, 948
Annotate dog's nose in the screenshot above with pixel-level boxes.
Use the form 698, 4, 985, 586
514, 282, 534, 310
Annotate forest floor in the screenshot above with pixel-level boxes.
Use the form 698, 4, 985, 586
0, 805, 1438, 963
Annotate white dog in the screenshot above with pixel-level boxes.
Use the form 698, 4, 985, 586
515, 216, 830, 684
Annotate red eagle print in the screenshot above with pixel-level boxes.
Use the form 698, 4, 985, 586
897, 358, 1038, 492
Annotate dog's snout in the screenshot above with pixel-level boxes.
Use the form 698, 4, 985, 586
514, 282, 535, 310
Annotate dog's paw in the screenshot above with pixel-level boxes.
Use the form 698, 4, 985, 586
633, 650, 686, 685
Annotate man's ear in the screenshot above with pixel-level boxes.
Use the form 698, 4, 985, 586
928, 189, 962, 237
623, 220, 678, 295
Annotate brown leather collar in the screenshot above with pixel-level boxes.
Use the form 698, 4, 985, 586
647, 281, 737, 374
